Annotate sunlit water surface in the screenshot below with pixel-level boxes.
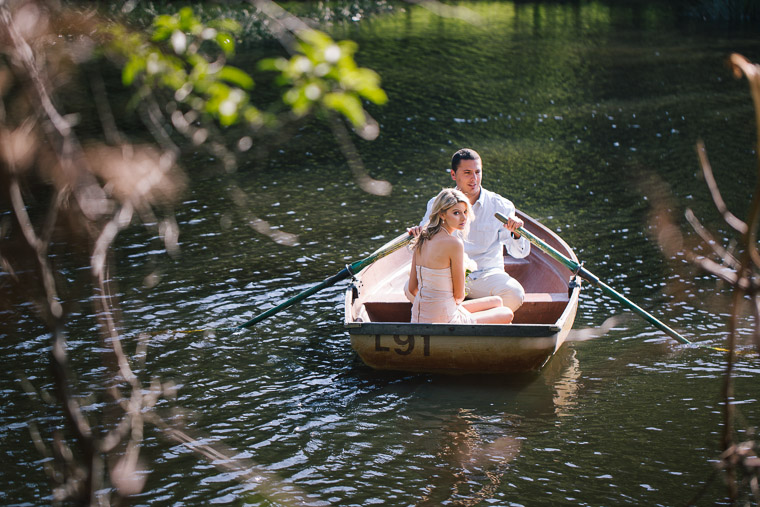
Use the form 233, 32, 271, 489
3, 2, 760, 505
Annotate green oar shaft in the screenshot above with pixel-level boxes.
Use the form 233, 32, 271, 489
237, 233, 413, 329
495, 212, 690, 345
237, 270, 349, 329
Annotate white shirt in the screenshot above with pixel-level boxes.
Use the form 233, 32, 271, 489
420, 187, 530, 275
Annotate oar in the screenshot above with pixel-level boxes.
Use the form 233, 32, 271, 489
237, 232, 413, 329
495, 212, 691, 345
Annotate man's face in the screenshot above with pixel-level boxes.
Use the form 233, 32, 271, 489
451, 158, 482, 202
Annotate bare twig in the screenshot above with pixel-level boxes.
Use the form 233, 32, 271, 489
684, 208, 740, 269
729, 54, 760, 270
680, 53, 760, 503
328, 113, 391, 196
695, 142, 748, 236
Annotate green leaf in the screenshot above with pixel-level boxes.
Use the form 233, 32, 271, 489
323, 92, 365, 126
153, 14, 179, 32
215, 32, 236, 57
218, 66, 254, 90
258, 57, 286, 72
209, 18, 242, 34
218, 111, 237, 127
178, 7, 200, 34
298, 29, 333, 49
243, 105, 262, 124
122, 57, 144, 86
152, 26, 173, 42
360, 87, 388, 105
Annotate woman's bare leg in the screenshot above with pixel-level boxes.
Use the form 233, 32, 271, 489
461, 295, 503, 313
471, 306, 513, 324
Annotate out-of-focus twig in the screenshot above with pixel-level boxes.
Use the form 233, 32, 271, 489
250, 0, 392, 195
251, 0, 310, 53
328, 112, 391, 196
677, 53, 760, 503
729, 54, 760, 271
695, 142, 748, 236
684, 208, 740, 269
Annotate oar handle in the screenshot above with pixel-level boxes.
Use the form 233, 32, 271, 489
494, 212, 690, 345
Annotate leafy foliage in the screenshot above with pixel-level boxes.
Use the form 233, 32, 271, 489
261, 29, 387, 126
0, 2, 389, 503
101, 6, 386, 130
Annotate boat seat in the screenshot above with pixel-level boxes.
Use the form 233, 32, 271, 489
362, 291, 569, 324
363, 292, 412, 323
523, 292, 568, 303
514, 292, 569, 324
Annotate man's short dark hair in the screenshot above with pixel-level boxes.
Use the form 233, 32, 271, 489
451, 148, 481, 172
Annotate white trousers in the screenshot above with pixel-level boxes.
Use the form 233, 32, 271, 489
466, 269, 525, 311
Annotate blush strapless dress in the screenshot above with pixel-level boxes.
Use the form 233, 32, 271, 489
411, 265, 475, 324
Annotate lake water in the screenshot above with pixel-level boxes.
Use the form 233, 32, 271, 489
3, 1, 760, 505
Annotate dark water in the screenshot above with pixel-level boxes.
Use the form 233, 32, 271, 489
4, 2, 760, 505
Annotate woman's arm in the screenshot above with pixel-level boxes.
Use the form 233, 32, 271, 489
449, 238, 466, 304
407, 250, 419, 298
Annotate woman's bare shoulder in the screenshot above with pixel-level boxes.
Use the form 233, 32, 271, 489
439, 234, 464, 250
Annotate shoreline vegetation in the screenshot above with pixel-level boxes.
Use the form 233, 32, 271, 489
70, 0, 401, 40
66, 0, 760, 32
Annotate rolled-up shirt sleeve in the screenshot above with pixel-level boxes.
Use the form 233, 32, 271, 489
494, 195, 531, 260
501, 229, 530, 258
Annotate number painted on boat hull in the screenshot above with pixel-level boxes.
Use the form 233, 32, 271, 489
374, 335, 431, 356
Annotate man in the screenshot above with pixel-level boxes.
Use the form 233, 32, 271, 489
410, 148, 529, 311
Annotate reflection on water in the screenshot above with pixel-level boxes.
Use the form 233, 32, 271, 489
414, 348, 581, 505
416, 408, 523, 507
3, 1, 760, 505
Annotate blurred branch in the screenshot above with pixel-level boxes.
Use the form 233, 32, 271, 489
328, 112, 391, 196
684, 208, 740, 269
89, 70, 125, 146
695, 142, 747, 236
250, 0, 390, 194
251, 0, 310, 51
729, 54, 760, 270
670, 52, 760, 503
2, 1, 353, 503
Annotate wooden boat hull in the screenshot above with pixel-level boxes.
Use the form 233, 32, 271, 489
344, 212, 581, 374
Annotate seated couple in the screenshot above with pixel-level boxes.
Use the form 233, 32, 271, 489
406, 148, 531, 324
408, 187, 518, 324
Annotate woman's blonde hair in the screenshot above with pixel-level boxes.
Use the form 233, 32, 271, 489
411, 188, 473, 252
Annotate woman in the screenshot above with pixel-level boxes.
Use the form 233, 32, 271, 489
407, 188, 514, 324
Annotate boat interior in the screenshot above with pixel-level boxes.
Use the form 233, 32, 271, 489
352, 245, 575, 325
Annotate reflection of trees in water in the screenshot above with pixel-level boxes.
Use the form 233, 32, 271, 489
416, 408, 522, 507
415, 347, 581, 505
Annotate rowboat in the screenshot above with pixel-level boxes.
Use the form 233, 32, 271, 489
343, 212, 582, 374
